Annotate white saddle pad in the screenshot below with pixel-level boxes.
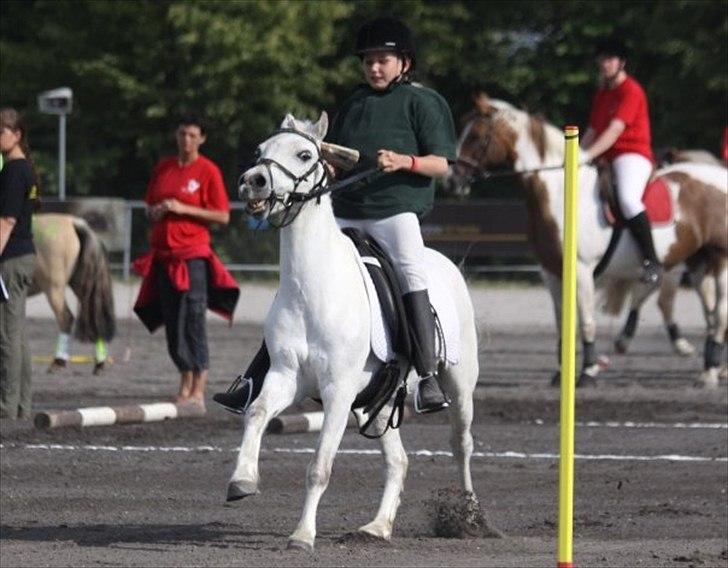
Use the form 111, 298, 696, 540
351, 245, 460, 366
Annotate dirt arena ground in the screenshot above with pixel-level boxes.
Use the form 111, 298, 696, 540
1, 284, 727, 567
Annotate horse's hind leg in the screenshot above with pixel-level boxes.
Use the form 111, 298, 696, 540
288, 390, 354, 551
357, 407, 408, 541
228, 369, 297, 500
45, 284, 74, 372
657, 269, 695, 356
697, 260, 727, 388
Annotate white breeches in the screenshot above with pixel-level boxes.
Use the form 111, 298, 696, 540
336, 212, 428, 293
612, 153, 653, 219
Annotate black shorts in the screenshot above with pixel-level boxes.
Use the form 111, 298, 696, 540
156, 258, 209, 372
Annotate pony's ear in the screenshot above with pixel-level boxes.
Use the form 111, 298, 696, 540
314, 111, 328, 140
280, 113, 297, 130
473, 91, 491, 115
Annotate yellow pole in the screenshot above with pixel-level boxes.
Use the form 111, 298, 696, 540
558, 125, 579, 568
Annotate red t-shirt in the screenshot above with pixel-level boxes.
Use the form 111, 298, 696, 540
589, 75, 654, 163
145, 154, 229, 250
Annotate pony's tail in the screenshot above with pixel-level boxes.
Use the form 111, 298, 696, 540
600, 278, 632, 316
70, 217, 116, 342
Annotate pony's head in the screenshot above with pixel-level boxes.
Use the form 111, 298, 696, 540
444, 95, 520, 197
444, 94, 561, 197
239, 112, 329, 225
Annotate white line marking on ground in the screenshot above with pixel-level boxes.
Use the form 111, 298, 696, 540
574, 421, 727, 429
1, 443, 725, 462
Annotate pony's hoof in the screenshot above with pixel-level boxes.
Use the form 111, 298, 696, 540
614, 337, 630, 354
549, 371, 560, 387
672, 338, 696, 357
695, 369, 719, 389
226, 480, 259, 502
47, 358, 67, 373
355, 524, 392, 541
287, 538, 314, 552
92, 361, 106, 375
576, 371, 597, 388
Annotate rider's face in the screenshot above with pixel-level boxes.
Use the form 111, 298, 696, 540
596, 55, 625, 83
361, 51, 408, 90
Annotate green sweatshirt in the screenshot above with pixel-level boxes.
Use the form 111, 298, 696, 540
326, 82, 456, 219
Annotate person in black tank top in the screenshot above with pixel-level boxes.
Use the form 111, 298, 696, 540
0, 107, 40, 420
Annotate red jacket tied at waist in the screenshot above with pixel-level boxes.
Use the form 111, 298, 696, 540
133, 244, 240, 333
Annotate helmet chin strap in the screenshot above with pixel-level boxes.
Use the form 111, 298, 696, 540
384, 55, 410, 90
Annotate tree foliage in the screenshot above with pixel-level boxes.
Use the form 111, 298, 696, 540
1, 0, 726, 200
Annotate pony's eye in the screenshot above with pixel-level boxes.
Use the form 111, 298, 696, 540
254, 147, 262, 160
297, 150, 312, 161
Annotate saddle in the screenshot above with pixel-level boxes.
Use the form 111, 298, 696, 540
598, 163, 674, 227
593, 162, 674, 278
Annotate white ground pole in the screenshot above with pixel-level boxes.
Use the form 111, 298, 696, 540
34, 402, 206, 430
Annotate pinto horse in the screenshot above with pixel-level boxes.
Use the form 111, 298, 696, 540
31, 213, 116, 374
445, 96, 727, 387
226, 113, 481, 550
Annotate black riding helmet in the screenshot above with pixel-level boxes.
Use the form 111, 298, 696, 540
595, 37, 628, 60
355, 17, 417, 75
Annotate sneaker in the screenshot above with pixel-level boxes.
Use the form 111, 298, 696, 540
414, 374, 450, 414
641, 259, 663, 287
212, 376, 253, 415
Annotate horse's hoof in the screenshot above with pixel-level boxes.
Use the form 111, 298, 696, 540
694, 369, 719, 389
287, 538, 314, 552
614, 337, 629, 354
576, 371, 597, 388
672, 338, 696, 357
47, 358, 67, 373
355, 524, 392, 541
92, 361, 106, 375
226, 480, 259, 502
549, 371, 560, 387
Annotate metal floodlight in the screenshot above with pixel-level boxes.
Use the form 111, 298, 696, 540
37, 87, 73, 200
38, 87, 73, 115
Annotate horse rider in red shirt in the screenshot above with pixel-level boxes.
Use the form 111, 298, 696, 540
581, 38, 662, 287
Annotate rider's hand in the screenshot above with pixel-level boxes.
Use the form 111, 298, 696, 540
377, 149, 410, 172
579, 147, 594, 165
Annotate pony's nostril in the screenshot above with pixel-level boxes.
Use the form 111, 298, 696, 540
251, 173, 267, 188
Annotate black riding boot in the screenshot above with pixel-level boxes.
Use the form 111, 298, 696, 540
403, 290, 450, 414
213, 341, 270, 414
625, 211, 663, 287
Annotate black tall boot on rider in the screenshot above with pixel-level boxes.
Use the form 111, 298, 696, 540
403, 290, 450, 414
212, 341, 270, 414
625, 211, 663, 287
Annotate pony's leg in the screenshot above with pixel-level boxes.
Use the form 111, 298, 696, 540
357, 406, 408, 541
45, 284, 74, 371
228, 369, 298, 499
657, 270, 696, 356
575, 264, 599, 386
541, 270, 563, 386
288, 390, 353, 551
697, 261, 727, 388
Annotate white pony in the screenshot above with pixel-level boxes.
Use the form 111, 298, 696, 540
226, 113, 481, 550
446, 96, 727, 387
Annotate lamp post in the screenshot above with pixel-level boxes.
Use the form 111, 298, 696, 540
38, 87, 73, 201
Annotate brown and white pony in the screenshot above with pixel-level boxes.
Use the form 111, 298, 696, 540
31, 213, 116, 374
445, 96, 727, 387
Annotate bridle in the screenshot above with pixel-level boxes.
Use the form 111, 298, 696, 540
242, 127, 381, 228
241, 128, 329, 228
454, 114, 566, 184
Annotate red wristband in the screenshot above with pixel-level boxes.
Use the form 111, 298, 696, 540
410, 155, 418, 172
